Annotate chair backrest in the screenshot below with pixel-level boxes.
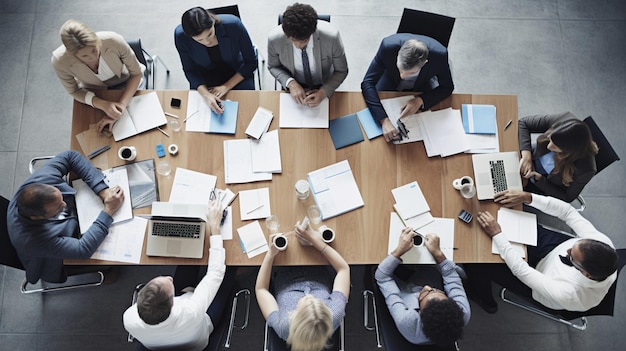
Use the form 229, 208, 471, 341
0, 196, 25, 270
127, 39, 148, 67
583, 116, 620, 174
396, 8, 456, 48
209, 4, 241, 18
278, 14, 331, 25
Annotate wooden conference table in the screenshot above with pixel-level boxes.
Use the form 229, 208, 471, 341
68, 90, 518, 266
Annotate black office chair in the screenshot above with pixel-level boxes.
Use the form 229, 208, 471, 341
500, 248, 626, 331
396, 8, 456, 48
126, 39, 170, 90
274, 14, 331, 90
362, 266, 460, 351
0, 196, 104, 293
208, 4, 263, 90
129, 284, 250, 350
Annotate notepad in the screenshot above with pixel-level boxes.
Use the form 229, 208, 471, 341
237, 220, 269, 258
307, 160, 364, 220
356, 108, 383, 139
239, 188, 271, 220
186, 91, 239, 134
461, 104, 497, 134
279, 93, 329, 128
328, 113, 364, 149
112, 92, 167, 141
392, 181, 434, 230
168, 168, 217, 205
245, 107, 274, 139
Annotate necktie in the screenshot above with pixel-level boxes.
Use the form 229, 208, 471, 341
301, 48, 313, 88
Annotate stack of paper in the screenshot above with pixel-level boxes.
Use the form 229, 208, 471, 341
307, 160, 364, 220
90, 217, 147, 263
224, 130, 282, 184
112, 92, 167, 141
245, 107, 274, 139
491, 208, 537, 256
74, 167, 133, 233
279, 93, 329, 128
168, 168, 217, 204
391, 181, 434, 230
461, 104, 499, 154
380, 96, 424, 144
107, 159, 158, 209
418, 108, 470, 157
186, 91, 239, 134
239, 187, 271, 220
388, 212, 455, 263
237, 220, 269, 258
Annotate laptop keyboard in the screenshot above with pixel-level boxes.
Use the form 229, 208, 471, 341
152, 222, 201, 238
490, 160, 508, 193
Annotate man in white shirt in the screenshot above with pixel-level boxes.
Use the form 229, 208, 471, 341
466, 190, 618, 313
123, 200, 232, 350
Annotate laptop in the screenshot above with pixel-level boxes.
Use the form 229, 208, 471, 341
472, 152, 523, 200
144, 202, 207, 258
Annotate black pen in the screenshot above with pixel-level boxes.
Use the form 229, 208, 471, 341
504, 119, 513, 130
87, 145, 110, 159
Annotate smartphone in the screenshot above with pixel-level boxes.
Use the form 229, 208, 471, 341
458, 209, 473, 224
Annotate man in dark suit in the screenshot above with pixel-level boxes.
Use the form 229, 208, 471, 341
361, 33, 454, 142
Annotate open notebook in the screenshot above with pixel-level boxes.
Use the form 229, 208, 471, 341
112, 92, 167, 141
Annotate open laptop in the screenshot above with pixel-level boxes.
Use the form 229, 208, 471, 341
144, 202, 207, 258
472, 152, 523, 200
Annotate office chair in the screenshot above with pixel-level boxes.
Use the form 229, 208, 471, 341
274, 14, 331, 90
362, 266, 460, 351
263, 318, 345, 351
500, 248, 626, 331
126, 39, 170, 90
208, 4, 263, 90
396, 8, 456, 48
129, 284, 251, 350
0, 196, 104, 294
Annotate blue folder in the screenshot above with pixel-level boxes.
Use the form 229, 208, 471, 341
461, 104, 496, 134
209, 100, 239, 134
328, 113, 365, 149
356, 108, 383, 139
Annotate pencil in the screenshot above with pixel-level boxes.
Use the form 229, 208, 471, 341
183, 110, 199, 122
164, 112, 179, 118
246, 204, 264, 214
157, 127, 170, 137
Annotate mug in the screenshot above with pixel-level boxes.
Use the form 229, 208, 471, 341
412, 232, 425, 247
118, 146, 137, 161
318, 225, 335, 243
452, 176, 473, 190
272, 234, 288, 251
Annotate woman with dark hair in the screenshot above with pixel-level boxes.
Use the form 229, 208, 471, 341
513, 112, 598, 203
174, 7, 257, 113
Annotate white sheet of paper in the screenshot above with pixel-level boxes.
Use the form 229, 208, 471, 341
239, 188, 271, 220
112, 92, 167, 141
251, 129, 282, 173
221, 206, 233, 240
168, 168, 217, 205
388, 213, 455, 263
464, 133, 499, 154
392, 181, 431, 219
224, 139, 273, 184
279, 93, 329, 128
492, 240, 526, 258
90, 216, 147, 263
418, 108, 470, 157
185, 91, 211, 132
497, 207, 538, 246
245, 106, 274, 139
307, 160, 364, 220
236, 220, 269, 258
75, 168, 133, 233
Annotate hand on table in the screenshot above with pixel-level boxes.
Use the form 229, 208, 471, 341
202, 93, 225, 114
287, 80, 307, 105
267, 234, 283, 257
476, 211, 502, 237
424, 233, 446, 263
382, 118, 400, 142
391, 227, 415, 258
210, 85, 230, 100
97, 117, 117, 134
101, 185, 125, 216
518, 152, 534, 177
398, 96, 424, 119
494, 189, 532, 208
206, 199, 224, 235
304, 89, 326, 107
96, 100, 125, 120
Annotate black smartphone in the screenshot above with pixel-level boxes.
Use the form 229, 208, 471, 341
458, 209, 473, 224
170, 98, 181, 109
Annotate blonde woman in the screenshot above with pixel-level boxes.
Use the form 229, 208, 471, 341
255, 221, 350, 351
51, 19, 143, 132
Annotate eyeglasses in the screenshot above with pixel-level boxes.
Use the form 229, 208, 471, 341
559, 253, 586, 273
418, 286, 444, 303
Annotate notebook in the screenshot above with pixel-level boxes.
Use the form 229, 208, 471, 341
144, 202, 207, 258
472, 152, 523, 200
112, 92, 167, 141
461, 104, 497, 134
328, 113, 364, 149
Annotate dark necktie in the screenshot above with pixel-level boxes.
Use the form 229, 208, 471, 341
301, 48, 313, 88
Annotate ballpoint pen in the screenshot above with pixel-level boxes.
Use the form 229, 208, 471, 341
504, 119, 513, 130
164, 112, 179, 118
246, 204, 264, 214
87, 145, 111, 159
184, 110, 199, 122
157, 127, 170, 137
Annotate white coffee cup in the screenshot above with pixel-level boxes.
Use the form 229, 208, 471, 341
272, 234, 288, 251
452, 176, 473, 190
412, 232, 425, 247
460, 183, 477, 199
118, 146, 137, 161
318, 225, 335, 243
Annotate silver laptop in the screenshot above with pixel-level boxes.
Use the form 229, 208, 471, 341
472, 152, 523, 200
145, 202, 207, 258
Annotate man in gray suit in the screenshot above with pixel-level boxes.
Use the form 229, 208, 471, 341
268, 3, 348, 107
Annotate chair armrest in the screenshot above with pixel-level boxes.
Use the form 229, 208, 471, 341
362, 290, 382, 348
225, 289, 251, 348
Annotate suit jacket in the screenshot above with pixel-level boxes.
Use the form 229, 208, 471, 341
267, 20, 348, 97
51, 31, 143, 104
174, 14, 257, 90
518, 112, 597, 202
361, 33, 454, 123
7, 151, 113, 283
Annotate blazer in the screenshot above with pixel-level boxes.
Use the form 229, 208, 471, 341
174, 14, 257, 90
518, 112, 596, 202
361, 33, 454, 123
51, 31, 143, 104
267, 20, 348, 98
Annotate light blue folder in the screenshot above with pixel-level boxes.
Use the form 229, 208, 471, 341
356, 108, 383, 139
209, 100, 239, 134
461, 104, 496, 134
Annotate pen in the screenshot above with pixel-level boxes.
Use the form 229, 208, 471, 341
246, 204, 264, 214
184, 110, 199, 122
164, 112, 179, 118
87, 145, 110, 159
157, 127, 170, 137
504, 119, 513, 130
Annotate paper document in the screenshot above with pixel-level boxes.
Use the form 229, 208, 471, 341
74, 167, 133, 233
307, 160, 364, 220
356, 108, 383, 139
168, 168, 217, 205
109, 159, 158, 209
251, 130, 282, 173
497, 208, 537, 246
245, 107, 274, 139
221, 206, 233, 240
90, 217, 147, 263
224, 139, 274, 184
239, 187, 271, 220
279, 93, 329, 128
392, 181, 434, 229
379, 96, 424, 144
112, 92, 167, 141
185, 91, 239, 134
418, 108, 470, 157
492, 241, 526, 258
237, 220, 269, 258
388, 213, 455, 263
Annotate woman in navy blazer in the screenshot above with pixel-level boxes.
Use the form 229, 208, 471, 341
175, 7, 257, 113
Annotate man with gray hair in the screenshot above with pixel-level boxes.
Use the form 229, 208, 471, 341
361, 33, 454, 142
